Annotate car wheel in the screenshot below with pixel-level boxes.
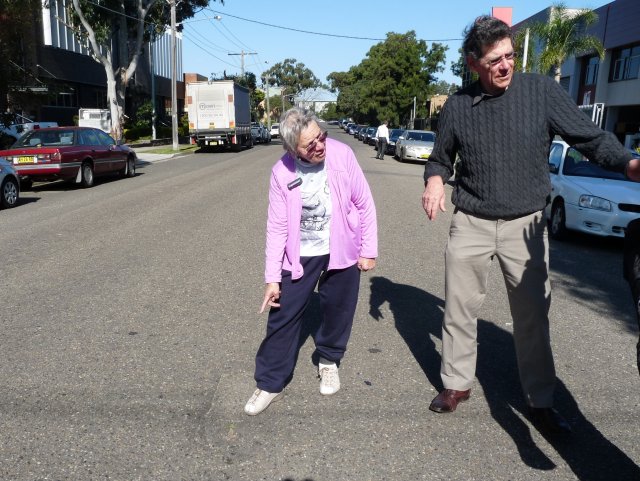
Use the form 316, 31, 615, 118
80, 161, 94, 188
126, 156, 136, 178
549, 200, 568, 240
1, 177, 19, 208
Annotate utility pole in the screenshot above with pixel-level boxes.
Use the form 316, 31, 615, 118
228, 50, 257, 77
170, 0, 178, 150
265, 80, 271, 130
149, 25, 156, 141
522, 28, 530, 72
411, 96, 417, 129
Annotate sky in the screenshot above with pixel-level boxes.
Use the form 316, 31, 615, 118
181, 0, 610, 95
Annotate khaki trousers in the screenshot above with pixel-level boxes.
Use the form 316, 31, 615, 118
441, 210, 556, 407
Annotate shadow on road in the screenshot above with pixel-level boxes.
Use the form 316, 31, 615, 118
368, 275, 640, 480
548, 233, 636, 334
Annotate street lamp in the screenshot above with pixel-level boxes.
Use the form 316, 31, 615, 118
263, 61, 271, 130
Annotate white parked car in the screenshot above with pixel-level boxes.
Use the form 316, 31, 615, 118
270, 123, 280, 139
546, 140, 640, 239
0, 158, 20, 209
395, 130, 436, 162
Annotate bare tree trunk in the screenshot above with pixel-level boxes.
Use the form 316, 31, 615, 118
106, 71, 122, 141
554, 65, 562, 84
70, 0, 157, 141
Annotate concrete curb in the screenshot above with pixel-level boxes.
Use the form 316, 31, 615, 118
135, 152, 179, 163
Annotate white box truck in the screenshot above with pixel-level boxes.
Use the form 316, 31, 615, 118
186, 80, 252, 150
78, 108, 111, 133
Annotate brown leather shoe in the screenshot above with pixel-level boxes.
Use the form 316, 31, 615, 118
528, 407, 572, 436
429, 389, 471, 413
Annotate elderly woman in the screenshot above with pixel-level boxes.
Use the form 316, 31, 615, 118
244, 108, 378, 415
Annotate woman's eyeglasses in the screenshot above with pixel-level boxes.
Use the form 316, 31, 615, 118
302, 130, 328, 155
485, 51, 516, 69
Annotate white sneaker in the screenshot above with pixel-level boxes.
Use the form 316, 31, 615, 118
318, 362, 340, 395
244, 389, 283, 416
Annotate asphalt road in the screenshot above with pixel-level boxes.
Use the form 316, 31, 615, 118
1, 126, 638, 480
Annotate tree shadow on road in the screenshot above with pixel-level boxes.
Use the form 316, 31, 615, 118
368, 275, 640, 480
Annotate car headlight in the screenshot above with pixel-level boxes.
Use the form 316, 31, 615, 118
578, 195, 611, 211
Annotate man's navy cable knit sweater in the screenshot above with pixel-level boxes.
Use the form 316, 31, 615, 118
424, 73, 630, 219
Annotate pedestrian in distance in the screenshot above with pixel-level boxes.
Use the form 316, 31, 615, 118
375, 120, 389, 160
245, 108, 378, 416
421, 15, 640, 436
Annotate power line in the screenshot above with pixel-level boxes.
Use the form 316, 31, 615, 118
182, 32, 239, 68
218, 17, 255, 53
185, 27, 233, 54
193, 8, 463, 43
83, 1, 464, 44
195, 8, 384, 41
207, 17, 248, 52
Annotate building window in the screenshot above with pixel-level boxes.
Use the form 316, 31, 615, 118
611, 44, 640, 81
584, 56, 599, 85
95, 90, 108, 109
45, 89, 78, 108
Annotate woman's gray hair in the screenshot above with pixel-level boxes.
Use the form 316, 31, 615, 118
279, 107, 319, 157
462, 15, 513, 60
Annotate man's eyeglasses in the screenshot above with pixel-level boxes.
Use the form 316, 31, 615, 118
302, 130, 328, 155
485, 51, 516, 68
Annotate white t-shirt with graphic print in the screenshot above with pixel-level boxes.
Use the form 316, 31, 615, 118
295, 157, 332, 257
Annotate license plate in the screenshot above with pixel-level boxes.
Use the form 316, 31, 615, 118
17, 156, 37, 164
420, 153, 430, 159
207, 140, 218, 146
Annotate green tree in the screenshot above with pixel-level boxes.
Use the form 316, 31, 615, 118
327, 31, 447, 127
450, 48, 467, 80
264, 58, 323, 106
319, 102, 339, 121
226, 71, 265, 120
433, 80, 460, 96
528, 3, 603, 82
66, 0, 217, 140
266, 93, 290, 122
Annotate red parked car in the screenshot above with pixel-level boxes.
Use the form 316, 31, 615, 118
1, 127, 136, 188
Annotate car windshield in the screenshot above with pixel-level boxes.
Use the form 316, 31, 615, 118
406, 131, 435, 142
563, 148, 627, 180
389, 129, 403, 140
16, 130, 75, 147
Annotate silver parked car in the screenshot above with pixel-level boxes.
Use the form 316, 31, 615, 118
395, 130, 436, 162
0, 158, 20, 209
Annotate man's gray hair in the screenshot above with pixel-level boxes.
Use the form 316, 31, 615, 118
280, 107, 319, 157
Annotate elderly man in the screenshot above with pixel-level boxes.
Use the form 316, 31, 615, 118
422, 15, 640, 435
375, 121, 389, 160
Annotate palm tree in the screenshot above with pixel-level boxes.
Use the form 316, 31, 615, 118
529, 2, 604, 83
